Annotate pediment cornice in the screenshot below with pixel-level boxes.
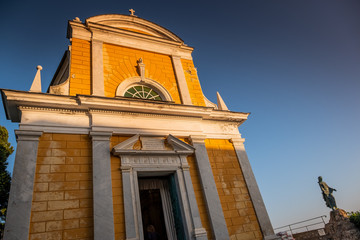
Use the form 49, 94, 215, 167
85, 14, 183, 42
112, 134, 194, 156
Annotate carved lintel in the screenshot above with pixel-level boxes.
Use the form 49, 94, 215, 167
141, 136, 166, 150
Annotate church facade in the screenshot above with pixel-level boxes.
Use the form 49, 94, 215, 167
1, 12, 275, 240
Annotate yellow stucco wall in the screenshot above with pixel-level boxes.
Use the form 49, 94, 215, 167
68, 39, 207, 107
103, 44, 181, 103
69, 39, 91, 96
205, 139, 263, 240
181, 59, 206, 106
29, 133, 93, 240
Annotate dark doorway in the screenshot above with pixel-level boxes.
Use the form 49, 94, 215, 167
140, 188, 168, 240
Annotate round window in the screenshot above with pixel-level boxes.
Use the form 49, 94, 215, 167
124, 85, 162, 101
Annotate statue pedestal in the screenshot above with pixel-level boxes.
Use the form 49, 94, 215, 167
325, 209, 360, 240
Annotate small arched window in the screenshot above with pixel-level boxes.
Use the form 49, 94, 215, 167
124, 85, 162, 101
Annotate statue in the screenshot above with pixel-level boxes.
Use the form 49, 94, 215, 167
318, 176, 337, 210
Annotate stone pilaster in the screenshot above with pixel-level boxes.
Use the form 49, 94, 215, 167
4, 130, 42, 240
90, 131, 115, 240
179, 156, 207, 240
120, 164, 138, 240
231, 138, 275, 239
91, 39, 105, 96
190, 135, 230, 240
172, 55, 192, 105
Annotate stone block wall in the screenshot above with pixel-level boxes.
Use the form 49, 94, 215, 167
26, 134, 263, 240
29, 133, 93, 240
205, 139, 263, 240
181, 59, 206, 106
69, 39, 91, 96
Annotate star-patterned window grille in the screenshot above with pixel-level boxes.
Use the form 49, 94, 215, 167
124, 85, 162, 100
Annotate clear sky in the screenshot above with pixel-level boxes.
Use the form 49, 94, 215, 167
1, 0, 359, 232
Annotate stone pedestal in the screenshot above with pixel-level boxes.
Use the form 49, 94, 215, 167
325, 209, 360, 240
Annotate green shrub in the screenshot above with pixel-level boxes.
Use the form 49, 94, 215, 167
348, 211, 360, 230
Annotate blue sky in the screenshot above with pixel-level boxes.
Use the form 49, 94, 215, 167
1, 0, 359, 231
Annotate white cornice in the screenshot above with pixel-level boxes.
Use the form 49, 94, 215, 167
1, 89, 79, 122
2, 90, 247, 139
1, 89, 249, 123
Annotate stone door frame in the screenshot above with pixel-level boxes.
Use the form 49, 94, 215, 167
112, 134, 207, 240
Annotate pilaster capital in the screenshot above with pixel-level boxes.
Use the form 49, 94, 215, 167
15, 130, 43, 141
189, 135, 206, 144
181, 165, 190, 171
89, 131, 112, 141
120, 165, 132, 172
171, 55, 181, 60
230, 138, 245, 146
91, 38, 103, 44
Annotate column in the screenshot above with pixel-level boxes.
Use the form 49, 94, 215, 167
171, 55, 192, 105
91, 39, 105, 96
4, 130, 42, 240
90, 131, 115, 240
231, 138, 275, 239
190, 136, 229, 240
179, 156, 207, 240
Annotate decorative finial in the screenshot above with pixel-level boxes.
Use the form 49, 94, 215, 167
216, 92, 229, 111
30, 65, 43, 93
129, 9, 136, 16
73, 17, 81, 22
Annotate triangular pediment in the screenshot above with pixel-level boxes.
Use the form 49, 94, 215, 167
112, 134, 194, 155
166, 135, 194, 152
